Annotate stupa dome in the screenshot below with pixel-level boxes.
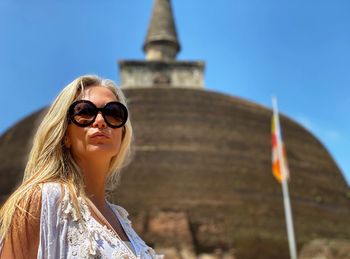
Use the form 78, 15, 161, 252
1, 87, 349, 258
1, 0, 349, 258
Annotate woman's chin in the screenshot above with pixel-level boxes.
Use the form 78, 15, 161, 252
86, 144, 119, 156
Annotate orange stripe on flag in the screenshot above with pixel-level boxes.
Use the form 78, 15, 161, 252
271, 115, 289, 183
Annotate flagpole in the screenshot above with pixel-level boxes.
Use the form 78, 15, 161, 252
272, 97, 298, 259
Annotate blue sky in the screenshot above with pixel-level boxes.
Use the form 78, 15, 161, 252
0, 0, 349, 185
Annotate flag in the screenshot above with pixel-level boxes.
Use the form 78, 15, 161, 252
271, 109, 290, 183
271, 98, 297, 259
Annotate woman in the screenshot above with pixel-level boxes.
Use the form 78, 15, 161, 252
0, 75, 157, 258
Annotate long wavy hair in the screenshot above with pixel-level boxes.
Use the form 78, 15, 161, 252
0, 75, 133, 240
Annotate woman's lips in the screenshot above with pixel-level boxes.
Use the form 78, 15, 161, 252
90, 132, 110, 139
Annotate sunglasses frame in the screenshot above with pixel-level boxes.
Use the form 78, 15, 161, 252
68, 100, 128, 128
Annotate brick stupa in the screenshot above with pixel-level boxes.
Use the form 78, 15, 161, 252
1, 0, 349, 258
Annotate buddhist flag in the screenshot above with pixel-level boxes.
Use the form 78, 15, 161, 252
271, 97, 297, 259
271, 100, 290, 183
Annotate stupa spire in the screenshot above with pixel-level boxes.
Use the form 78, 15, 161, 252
119, 0, 204, 88
143, 0, 181, 61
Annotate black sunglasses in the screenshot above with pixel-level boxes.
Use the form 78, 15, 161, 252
68, 100, 128, 128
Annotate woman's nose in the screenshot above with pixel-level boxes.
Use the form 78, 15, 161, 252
92, 112, 107, 128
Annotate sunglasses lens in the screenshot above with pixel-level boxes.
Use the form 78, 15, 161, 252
104, 103, 127, 127
69, 100, 128, 128
71, 102, 96, 125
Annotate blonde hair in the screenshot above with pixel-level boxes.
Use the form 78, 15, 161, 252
0, 75, 133, 240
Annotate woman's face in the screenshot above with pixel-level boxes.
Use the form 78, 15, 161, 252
65, 85, 123, 164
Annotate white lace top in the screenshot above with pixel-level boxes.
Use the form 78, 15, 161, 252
37, 182, 157, 259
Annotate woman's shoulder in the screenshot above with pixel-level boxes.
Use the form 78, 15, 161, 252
41, 182, 64, 196
40, 182, 83, 222
39, 182, 69, 213
14, 182, 62, 212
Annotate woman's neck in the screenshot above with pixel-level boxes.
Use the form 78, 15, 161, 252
76, 157, 110, 209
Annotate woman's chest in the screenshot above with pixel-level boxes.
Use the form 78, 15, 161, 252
65, 218, 137, 259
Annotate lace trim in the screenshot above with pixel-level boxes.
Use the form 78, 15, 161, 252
60, 186, 139, 258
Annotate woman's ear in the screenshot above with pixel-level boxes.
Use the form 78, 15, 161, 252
64, 135, 71, 149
